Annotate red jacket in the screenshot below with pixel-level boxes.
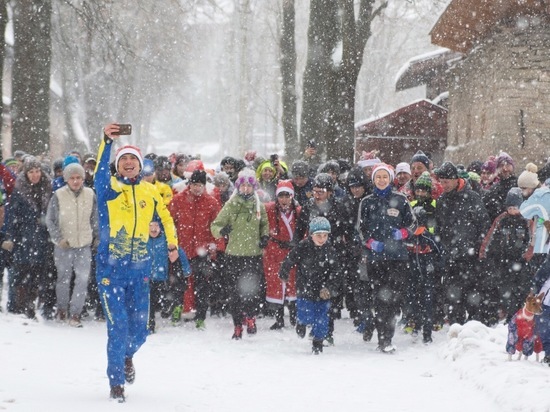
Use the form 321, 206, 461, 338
263, 201, 301, 303
169, 187, 223, 259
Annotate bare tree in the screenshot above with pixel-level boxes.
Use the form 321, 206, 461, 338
11, 0, 52, 155
280, 0, 298, 160
299, 0, 387, 161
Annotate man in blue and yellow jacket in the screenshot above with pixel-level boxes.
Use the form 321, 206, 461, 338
96, 123, 178, 402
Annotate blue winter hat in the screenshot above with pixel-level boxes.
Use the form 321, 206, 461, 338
63, 155, 80, 169
142, 159, 155, 176
309, 217, 331, 234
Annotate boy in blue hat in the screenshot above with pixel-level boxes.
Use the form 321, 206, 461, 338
279, 217, 340, 354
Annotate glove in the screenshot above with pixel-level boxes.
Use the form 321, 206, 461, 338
319, 288, 330, 300
1, 240, 14, 252
392, 228, 408, 240
544, 220, 550, 233
366, 238, 384, 253
259, 235, 269, 249
413, 206, 426, 219
58, 239, 70, 249
219, 225, 232, 237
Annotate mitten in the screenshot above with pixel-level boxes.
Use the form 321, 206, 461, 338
259, 235, 269, 249
220, 224, 232, 237
392, 228, 408, 240
1, 240, 14, 252
319, 288, 330, 300
58, 239, 70, 249
366, 238, 384, 253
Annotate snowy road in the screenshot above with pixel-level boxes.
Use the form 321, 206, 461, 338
4, 308, 548, 412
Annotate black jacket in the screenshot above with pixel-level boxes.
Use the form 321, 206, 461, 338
436, 179, 490, 261
358, 189, 415, 262
279, 237, 340, 301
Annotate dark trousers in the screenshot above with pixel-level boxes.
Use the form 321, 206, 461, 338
225, 255, 264, 326
359, 259, 408, 346
443, 257, 483, 324
408, 253, 436, 334
189, 256, 215, 321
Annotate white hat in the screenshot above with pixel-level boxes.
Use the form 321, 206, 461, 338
357, 158, 381, 168
115, 145, 143, 173
395, 162, 411, 176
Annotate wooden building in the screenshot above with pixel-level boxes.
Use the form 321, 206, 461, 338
355, 99, 447, 166
430, 0, 550, 166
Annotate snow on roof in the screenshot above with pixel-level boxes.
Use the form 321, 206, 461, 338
394, 48, 451, 84
355, 98, 446, 129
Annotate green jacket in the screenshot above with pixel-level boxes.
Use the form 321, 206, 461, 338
211, 193, 269, 257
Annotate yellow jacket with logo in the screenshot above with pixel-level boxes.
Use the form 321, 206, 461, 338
94, 138, 177, 264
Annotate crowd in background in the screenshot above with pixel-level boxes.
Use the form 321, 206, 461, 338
0, 140, 549, 360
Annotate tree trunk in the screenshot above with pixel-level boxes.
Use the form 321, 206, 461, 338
299, 0, 339, 160
12, 0, 52, 155
0, 1, 6, 157
280, 0, 299, 161
326, 0, 386, 161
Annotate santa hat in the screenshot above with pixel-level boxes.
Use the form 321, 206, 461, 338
357, 158, 381, 169
276, 180, 294, 197
115, 145, 143, 173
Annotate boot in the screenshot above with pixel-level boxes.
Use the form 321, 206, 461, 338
245, 317, 257, 334
69, 314, 82, 328
423, 329, 433, 344
288, 301, 297, 326
110, 385, 125, 402
296, 323, 306, 338
270, 307, 285, 330
57, 309, 67, 321
232, 325, 243, 340
312, 339, 323, 355
124, 357, 135, 384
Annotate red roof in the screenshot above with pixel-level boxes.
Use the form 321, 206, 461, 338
356, 99, 447, 139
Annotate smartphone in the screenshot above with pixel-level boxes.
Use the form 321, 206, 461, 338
112, 124, 132, 135
270, 154, 278, 163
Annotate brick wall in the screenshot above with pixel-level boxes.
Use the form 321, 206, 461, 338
446, 19, 550, 169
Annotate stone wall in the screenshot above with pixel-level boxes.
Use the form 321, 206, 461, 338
445, 17, 550, 169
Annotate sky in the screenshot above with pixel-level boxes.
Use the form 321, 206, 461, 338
1, 281, 549, 412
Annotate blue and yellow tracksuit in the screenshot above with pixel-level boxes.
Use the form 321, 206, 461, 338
95, 138, 177, 387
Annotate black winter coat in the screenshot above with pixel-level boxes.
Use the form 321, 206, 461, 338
358, 189, 415, 262
294, 197, 349, 244
435, 179, 490, 261
279, 237, 340, 301
483, 175, 518, 222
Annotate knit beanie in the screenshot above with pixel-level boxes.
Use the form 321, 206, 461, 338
63, 163, 85, 182
115, 145, 143, 173
395, 162, 411, 176
142, 159, 155, 176
434, 161, 458, 180
234, 168, 258, 191
213, 172, 231, 187
291, 161, 309, 178
22, 156, 42, 174
481, 160, 496, 174
517, 163, 539, 189
415, 171, 432, 192
372, 163, 395, 181
188, 169, 207, 185
496, 152, 515, 169
63, 155, 80, 169
276, 179, 294, 197
309, 216, 331, 234
411, 151, 430, 170
505, 187, 524, 208
346, 166, 367, 188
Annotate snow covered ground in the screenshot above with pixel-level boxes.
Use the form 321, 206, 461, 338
1, 290, 549, 412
